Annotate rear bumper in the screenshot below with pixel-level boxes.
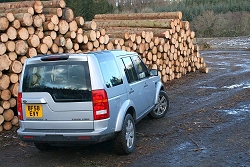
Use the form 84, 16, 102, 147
17, 128, 115, 144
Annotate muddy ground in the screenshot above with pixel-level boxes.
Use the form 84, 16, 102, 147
0, 38, 250, 167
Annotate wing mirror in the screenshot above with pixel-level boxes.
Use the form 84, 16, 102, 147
149, 69, 158, 76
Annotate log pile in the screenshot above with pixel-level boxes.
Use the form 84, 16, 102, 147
93, 12, 208, 81
0, 0, 95, 131
0, 0, 207, 131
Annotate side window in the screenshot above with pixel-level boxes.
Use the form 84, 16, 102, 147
131, 55, 150, 79
121, 57, 138, 83
96, 54, 123, 88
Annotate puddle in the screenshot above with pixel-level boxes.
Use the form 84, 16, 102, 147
222, 83, 250, 89
243, 85, 250, 89
199, 83, 250, 90
219, 104, 250, 115
198, 86, 217, 89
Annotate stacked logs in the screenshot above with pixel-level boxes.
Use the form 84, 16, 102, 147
0, 0, 207, 131
93, 12, 208, 81
0, 0, 111, 131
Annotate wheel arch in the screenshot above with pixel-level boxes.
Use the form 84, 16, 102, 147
115, 100, 136, 132
154, 81, 165, 104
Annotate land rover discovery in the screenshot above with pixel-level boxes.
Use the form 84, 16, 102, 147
17, 50, 169, 154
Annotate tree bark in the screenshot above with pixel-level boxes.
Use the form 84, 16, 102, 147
19, 56, 27, 64
84, 30, 96, 42
105, 42, 114, 50
0, 42, 6, 55
14, 13, 33, 27
9, 82, 19, 97
42, 7, 62, 17
11, 116, 18, 126
199, 67, 209, 73
43, 21, 54, 31
106, 31, 130, 40
50, 43, 58, 53
35, 30, 44, 39
54, 35, 65, 46
0, 7, 34, 15
82, 21, 96, 30
0, 115, 4, 125
64, 31, 76, 39
45, 14, 59, 25
75, 16, 84, 26
72, 33, 84, 43
80, 42, 93, 51
93, 39, 99, 48
8, 98, 16, 108
44, 30, 57, 39
42, 0, 66, 8
94, 11, 182, 20
63, 38, 73, 50
94, 19, 175, 29
62, 7, 74, 22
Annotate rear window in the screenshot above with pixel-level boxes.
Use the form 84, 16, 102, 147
22, 61, 91, 102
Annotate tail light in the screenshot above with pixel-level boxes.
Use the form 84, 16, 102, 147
92, 89, 110, 120
17, 92, 23, 120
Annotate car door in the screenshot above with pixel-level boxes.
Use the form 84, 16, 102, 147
120, 56, 150, 118
131, 55, 156, 109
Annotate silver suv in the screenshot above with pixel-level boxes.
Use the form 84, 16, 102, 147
17, 50, 169, 154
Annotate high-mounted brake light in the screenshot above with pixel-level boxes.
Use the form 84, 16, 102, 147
41, 55, 69, 61
23, 136, 34, 139
92, 89, 110, 120
17, 92, 23, 120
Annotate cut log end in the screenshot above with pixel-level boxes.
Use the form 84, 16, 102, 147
0, 16, 9, 31
199, 67, 209, 73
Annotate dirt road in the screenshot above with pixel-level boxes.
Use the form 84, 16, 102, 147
0, 50, 250, 167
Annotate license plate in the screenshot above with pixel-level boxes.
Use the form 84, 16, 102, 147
25, 105, 43, 118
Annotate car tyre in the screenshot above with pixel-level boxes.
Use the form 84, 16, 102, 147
114, 113, 135, 155
34, 142, 51, 151
149, 90, 169, 119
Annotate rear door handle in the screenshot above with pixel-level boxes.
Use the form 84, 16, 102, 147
129, 89, 134, 94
